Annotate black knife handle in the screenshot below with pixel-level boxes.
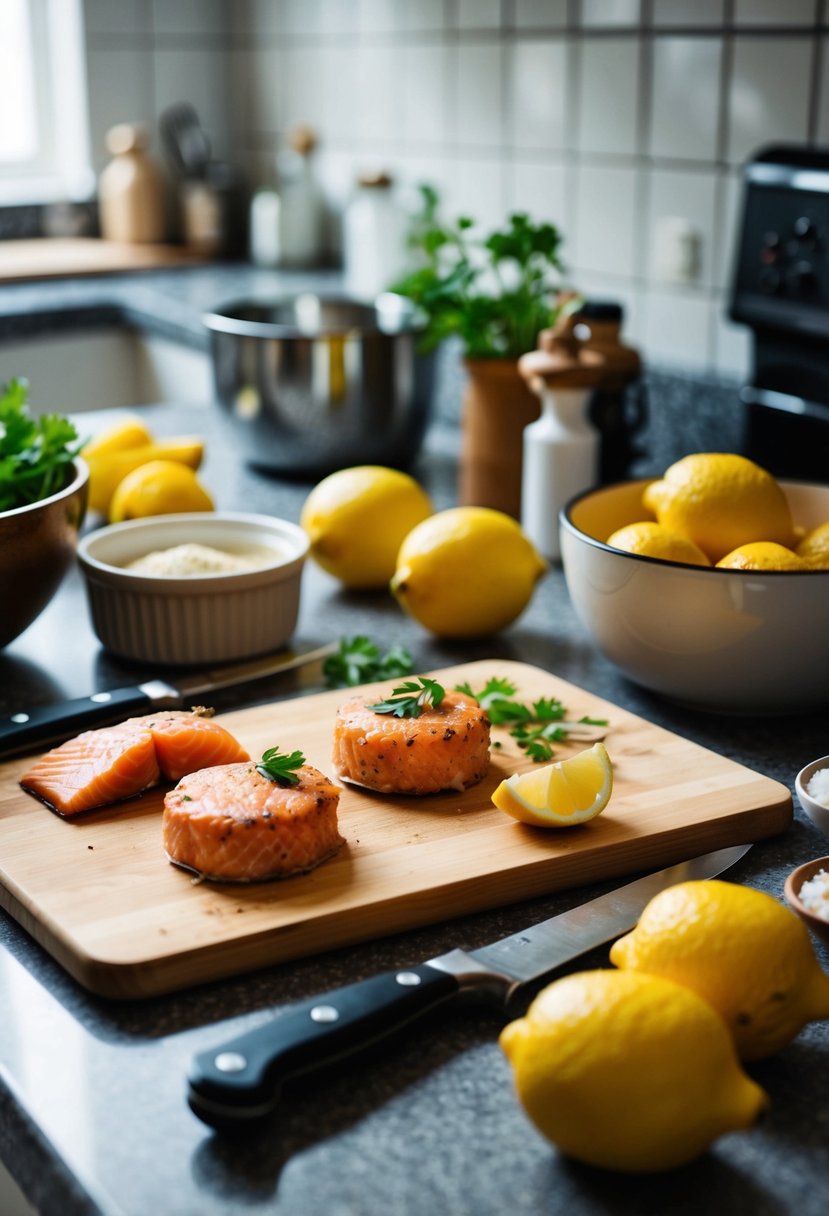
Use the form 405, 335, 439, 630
187, 964, 460, 1128
0, 686, 164, 758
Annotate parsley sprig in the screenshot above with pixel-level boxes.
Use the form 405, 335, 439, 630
256, 747, 305, 786
455, 677, 608, 763
0, 378, 83, 512
368, 677, 445, 718
323, 636, 413, 689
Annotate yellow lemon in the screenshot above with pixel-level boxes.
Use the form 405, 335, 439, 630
300, 466, 433, 589
86, 438, 205, 515
610, 880, 829, 1060
606, 521, 711, 566
796, 520, 829, 569
716, 541, 806, 571
642, 453, 795, 563
108, 460, 214, 522
390, 507, 547, 637
82, 415, 154, 460
492, 742, 612, 827
500, 969, 767, 1173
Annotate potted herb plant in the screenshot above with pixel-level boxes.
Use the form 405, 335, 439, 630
392, 186, 578, 517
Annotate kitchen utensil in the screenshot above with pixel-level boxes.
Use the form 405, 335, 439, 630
98, 123, 166, 245
159, 103, 211, 180
203, 294, 434, 476
76, 512, 309, 667
0, 661, 791, 1000
187, 841, 751, 1127
0, 641, 336, 759
795, 756, 829, 837
0, 457, 88, 650
518, 306, 642, 561
784, 855, 829, 945
560, 476, 829, 714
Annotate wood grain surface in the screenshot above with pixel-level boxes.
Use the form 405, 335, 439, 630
0, 662, 792, 999
0, 238, 204, 282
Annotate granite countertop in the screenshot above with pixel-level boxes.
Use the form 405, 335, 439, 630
1, 395, 828, 1216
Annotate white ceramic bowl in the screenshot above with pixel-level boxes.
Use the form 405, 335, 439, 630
795, 757, 829, 838
77, 512, 309, 665
560, 477, 829, 714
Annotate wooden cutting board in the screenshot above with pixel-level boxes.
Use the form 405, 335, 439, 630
0, 238, 205, 282
0, 662, 792, 1000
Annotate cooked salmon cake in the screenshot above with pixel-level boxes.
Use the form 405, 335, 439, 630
332, 689, 490, 795
20, 710, 249, 817
162, 761, 344, 882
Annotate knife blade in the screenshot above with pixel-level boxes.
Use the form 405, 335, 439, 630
187, 841, 752, 1129
0, 641, 337, 759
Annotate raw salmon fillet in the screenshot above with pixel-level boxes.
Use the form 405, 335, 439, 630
162, 761, 344, 882
19, 710, 249, 817
332, 689, 491, 795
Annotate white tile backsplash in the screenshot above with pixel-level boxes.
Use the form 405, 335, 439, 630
457, 43, 504, 147
78, 0, 829, 381
576, 38, 641, 157
572, 162, 639, 278
649, 38, 723, 162
726, 37, 813, 164
509, 39, 568, 152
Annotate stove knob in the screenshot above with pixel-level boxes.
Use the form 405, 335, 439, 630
793, 216, 818, 243
783, 260, 817, 296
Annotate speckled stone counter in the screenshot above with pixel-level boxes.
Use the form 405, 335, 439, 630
1, 397, 828, 1216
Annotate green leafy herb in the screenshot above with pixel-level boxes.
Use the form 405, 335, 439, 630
368, 677, 445, 719
323, 635, 413, 689
256, 746, 306, 787
391, 185, 581, 359
0, 378, 83, 512
455, 677, 607, 762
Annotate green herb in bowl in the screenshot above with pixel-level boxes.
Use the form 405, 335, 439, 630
0, 378, 83, 512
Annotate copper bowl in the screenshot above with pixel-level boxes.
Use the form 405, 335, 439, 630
784, 856, 829, 946
0, 457, 89, 648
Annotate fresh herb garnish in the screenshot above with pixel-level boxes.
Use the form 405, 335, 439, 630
455, 678, 607, 762
0, 378, 83, 512
323, 635, 413, 689
256, 746, 305, 786
368, 677, 445, 718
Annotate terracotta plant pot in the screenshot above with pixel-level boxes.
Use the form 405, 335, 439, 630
459, 358, 540, 519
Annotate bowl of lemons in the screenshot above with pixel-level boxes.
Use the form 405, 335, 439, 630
559, 452, 829, 713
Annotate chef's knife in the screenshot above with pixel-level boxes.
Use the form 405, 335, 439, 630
187, 841, 751, 1129
0, 641, 337, 759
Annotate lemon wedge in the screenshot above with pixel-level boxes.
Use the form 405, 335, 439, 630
492, 742, 613, 827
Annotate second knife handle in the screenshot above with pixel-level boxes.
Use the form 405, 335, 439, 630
187, 965, 460, 1128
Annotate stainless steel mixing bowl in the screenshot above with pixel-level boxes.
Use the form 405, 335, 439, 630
203, 293, 434, 476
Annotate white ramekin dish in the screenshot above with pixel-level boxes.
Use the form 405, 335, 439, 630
77, 512, 309, 665
560, 477, 829, 715
795, 756, 829, 838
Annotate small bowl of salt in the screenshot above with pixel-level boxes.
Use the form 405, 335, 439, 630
795, 755, 829, 838
785, 855, 829, 945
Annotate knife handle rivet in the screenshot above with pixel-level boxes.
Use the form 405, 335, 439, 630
214, 1051, 247, 1073
11, 713, 30, 724
310, 1004, 340, 1023
395, 971, 422, 987
90, 692, 113, 703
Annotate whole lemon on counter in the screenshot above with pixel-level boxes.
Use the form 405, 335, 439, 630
642, 452, 795, 563
300, 466, 433, 589
82, 415, 154, 460
85, 437, 205, 515
500, 969, 767, 1173
606, 521, 711, 566
610, 880, 829, 1060
390, 507, 547, 637
108, 460, 214, 521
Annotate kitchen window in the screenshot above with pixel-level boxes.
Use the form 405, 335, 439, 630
0, 0, 93, 204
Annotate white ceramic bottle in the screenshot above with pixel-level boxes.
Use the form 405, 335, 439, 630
343, 172, 408, 301
520, 387, 598, 561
